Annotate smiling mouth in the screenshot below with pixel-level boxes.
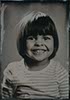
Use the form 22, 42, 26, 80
31, 49, 47, 55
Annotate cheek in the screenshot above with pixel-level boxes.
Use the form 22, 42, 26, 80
49, 42, 54, 49
26, 41, 34, 50
46, 40, 54, 50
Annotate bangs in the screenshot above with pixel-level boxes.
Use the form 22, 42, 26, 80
24, 19, 54, 37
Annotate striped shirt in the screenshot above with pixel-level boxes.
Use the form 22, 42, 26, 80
1, 59, 69, 99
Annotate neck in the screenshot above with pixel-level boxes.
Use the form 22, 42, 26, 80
24, 56, 50, 71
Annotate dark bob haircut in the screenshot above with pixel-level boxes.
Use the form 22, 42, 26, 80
17, 14, 59, 60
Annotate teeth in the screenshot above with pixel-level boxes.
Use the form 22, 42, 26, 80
36, 50, 44, 53
33, 50, 45, 54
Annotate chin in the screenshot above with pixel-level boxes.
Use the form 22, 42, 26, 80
25, 53, 51, 62
32, 57, 48, 62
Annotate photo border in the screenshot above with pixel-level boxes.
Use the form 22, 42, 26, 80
0, 0, 69, 100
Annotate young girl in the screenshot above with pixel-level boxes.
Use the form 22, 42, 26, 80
1, 11, 69, 100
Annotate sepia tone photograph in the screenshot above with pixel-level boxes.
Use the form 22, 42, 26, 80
0, 0, 69, 100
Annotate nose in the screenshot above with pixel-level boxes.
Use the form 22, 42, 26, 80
34, 35, 43, 46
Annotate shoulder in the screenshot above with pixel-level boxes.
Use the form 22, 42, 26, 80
51, 59, 69, 81
52, 59, 69, 78
51, 59, 61, 66
50, 59, 68, 74
49, 59, 61, 70
4, 59, 24, 76
51, 59, 67, 69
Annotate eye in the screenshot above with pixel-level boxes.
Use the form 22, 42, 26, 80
43, 36, 51, 40
27, 36, 34, 40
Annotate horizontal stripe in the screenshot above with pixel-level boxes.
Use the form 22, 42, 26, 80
1, 59, 69, 99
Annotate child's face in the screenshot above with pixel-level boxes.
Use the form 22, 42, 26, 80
25, 34, 54, 62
